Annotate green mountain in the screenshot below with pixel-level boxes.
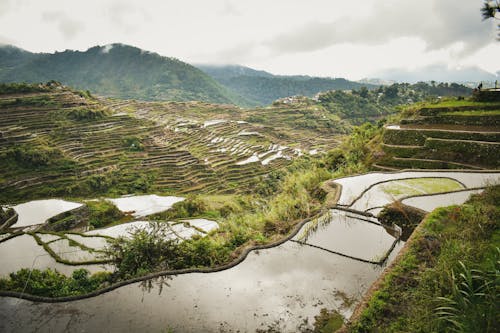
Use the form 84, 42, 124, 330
0, 44, 251, 106
196, 64, 377, 106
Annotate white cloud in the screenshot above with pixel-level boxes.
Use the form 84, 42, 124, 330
41, 11, 84, 41
101, 44, 114, 53
0, 0, 497, 80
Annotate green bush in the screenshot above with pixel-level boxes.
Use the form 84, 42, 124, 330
0, 82, 50, 94
106, 222, 182, 278
322, 148, 346, 171
4, 144, 63, 167
160, 196, 207, 219
67, 108, 107, 121
86, 200, 124, 228
0, 268, 111, 297
123, 136, 144, 151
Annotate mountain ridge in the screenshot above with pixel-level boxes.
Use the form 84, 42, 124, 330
0, 43, 253, 106
196, 64, 377, 106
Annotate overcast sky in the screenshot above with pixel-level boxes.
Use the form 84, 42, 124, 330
0, 0, 498, 80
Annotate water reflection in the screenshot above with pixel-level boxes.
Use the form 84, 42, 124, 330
0, 211, 404, 332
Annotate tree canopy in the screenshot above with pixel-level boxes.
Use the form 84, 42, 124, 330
481, 0, 500, 39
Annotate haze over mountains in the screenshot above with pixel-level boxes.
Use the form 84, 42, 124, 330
0, 43, 376, 107
0, 43, 252, 106
196, 64, 375, 105
0, 43, 494, 107
373, 64, 499, 85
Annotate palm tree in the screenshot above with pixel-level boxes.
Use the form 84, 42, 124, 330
481, 1, 500, 39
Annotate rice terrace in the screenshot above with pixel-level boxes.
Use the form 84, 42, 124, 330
0, 1, 499, 332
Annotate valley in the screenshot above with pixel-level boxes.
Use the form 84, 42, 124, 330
0, 79, 498, 332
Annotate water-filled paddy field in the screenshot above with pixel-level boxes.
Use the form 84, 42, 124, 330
0, 171, 498, 332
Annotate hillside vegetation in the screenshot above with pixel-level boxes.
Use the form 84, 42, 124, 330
198, 64, 373, 106
346, 185, 499, 333
198, 64, 471, 106
0, 44, 251, 106
0, 82, 347, 204
376, 98, 500, 170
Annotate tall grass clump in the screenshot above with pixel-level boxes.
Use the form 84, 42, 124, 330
349, 185, 499, 332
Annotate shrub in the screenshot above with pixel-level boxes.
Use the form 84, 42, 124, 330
0, 268, 111, 297
123, 137, 144, 151
106, 222, 182, 278
67, 108, 107, 121
161, 196, 207, 219
5, 144, 63, 167
86, 200, 124, 228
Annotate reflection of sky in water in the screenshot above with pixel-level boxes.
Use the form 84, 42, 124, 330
297, 210, 396, 262
108, 194, 184, 217
402, 189, 484, 212
335, 171, 499, 207
12, 199, 82, 227
2, 171, 498, 332
0, 241, 404, 332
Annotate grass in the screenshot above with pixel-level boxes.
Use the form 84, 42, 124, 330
0, 90, 384, 297
440, 110, 500, 116
421, 100, 500, 108
382, 178, 464, 197
347, 185, 500, 333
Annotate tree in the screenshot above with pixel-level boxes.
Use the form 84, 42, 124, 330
481, 1, 500, 39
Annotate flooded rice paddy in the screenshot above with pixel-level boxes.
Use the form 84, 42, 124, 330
0, 171, 499, 332
107, 195, 185, 217
0, 209, 404, 333
10, 199, 82, 228
401, 189, 485, 212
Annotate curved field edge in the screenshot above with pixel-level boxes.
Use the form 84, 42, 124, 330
339, 185, 499, 333
0, 209, 328, 302
1, 170, 497, 301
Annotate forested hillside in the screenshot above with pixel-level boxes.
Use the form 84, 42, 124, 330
197, 64, 375, 105
0, 44, 251, 106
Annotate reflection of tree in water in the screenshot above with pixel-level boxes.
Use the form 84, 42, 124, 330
139, 275, 174, 296
295, 211, 332, 243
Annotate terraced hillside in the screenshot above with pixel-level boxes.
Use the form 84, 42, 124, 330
376, 100, 500, 170
0, 83, 344, 203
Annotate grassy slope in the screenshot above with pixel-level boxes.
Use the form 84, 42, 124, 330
345, 186, 499, 333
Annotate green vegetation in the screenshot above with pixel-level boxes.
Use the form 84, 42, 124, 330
0, 268, 111, 297
377, 97, 500, 170
0, 44, 252, 106
198, 64, 471, 107
109, 158, 332, 279
3, 144, 69, 168
67, 107, 108, 121
0, 82, 347, 204
348, 185, 500, 332
314, 308, 344, 333
322, 122, 383, 173
106, 223, 184, 278
0, 116, 383, 296
440, 110, 500, 116
382, 178, 464, 197
108, 123, 382, 280
44, 199, 126, 231
204, 72, 372, 106
0, 45, 473, 108
86, 200, 124, 228
123, 136, 144, 151
0, 82, 49, 94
